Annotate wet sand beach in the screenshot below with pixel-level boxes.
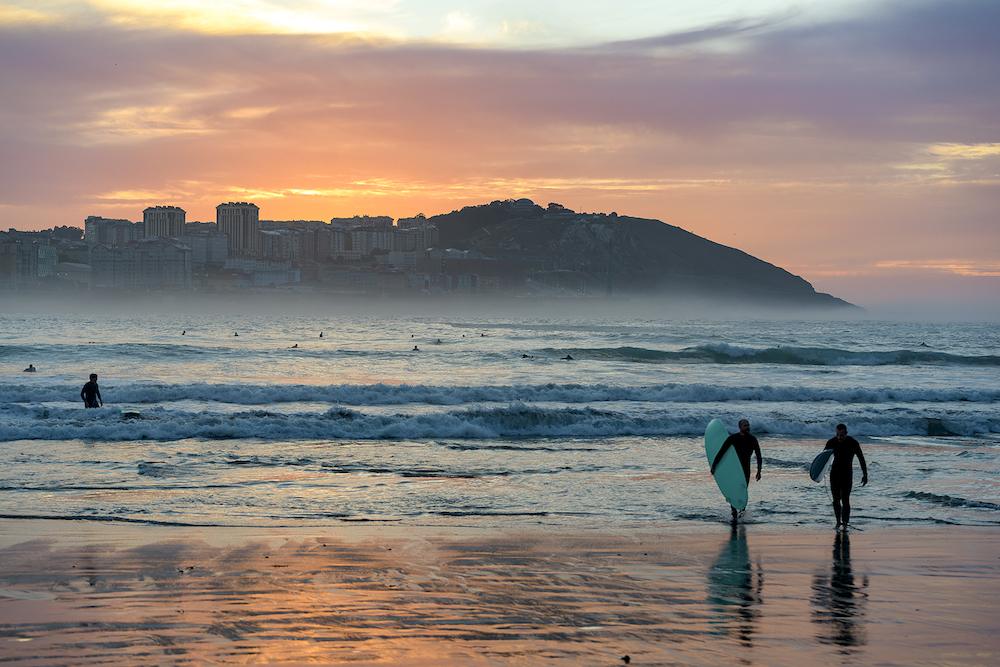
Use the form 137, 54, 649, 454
1, 521, 997, 666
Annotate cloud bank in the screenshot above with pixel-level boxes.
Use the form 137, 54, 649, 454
0, 0, 997, 315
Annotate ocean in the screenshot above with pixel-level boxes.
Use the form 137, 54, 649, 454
1, 309, 998, 531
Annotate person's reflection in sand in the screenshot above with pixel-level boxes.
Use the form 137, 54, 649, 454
812, 530, 869, 651
707, 525, 764, 647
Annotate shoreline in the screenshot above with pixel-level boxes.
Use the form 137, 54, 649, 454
1, 519, 997, 666
0, 289, 865, 319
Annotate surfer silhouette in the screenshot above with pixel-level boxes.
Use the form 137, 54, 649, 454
80, 373, 103, 408
824, 424, 868, 529
23, 364, 36, 372
711, 419, 762, 522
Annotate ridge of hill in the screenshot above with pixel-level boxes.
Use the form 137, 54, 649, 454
428, 199, 860, 310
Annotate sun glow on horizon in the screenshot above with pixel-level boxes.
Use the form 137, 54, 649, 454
0, 0, 838, 45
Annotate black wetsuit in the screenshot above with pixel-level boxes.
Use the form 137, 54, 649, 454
81, 381, 102, 408
714, 432, 762, 485
825, 435, 867, 524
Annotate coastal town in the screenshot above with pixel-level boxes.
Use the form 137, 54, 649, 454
0, 199, 558, 297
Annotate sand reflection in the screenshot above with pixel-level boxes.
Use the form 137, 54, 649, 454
2, 524, 993, 666
811, 530, 869, 651
706, 525, 764, 647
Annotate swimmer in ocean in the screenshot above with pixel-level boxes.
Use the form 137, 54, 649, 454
81, 373, 103, 408
23, 364, 36, 372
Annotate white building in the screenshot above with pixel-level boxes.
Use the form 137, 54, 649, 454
217, 202, 260, 257
349, 227, 394, 255
223, 257, 300, 287
143, 206, 186, 239
84, 216, 139, 248
182, 231, 228, 269
0, 241, 57, 287
90, 238, 192, 290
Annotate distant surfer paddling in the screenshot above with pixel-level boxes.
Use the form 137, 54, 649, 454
825, 424, 868, 529
710, 419, 762, 523
81, 373, 103, 408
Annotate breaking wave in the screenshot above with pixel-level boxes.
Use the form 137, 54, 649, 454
2, 381, 999, 406
548, 345, 1000, 366
0, 401, 997, 442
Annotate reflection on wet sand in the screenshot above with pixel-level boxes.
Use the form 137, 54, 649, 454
0, 531, 718, 665
811, 531, 869, 651
1, 525, 995, 666
706, 525, 764, 647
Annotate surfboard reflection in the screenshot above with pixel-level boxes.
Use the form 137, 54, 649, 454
706, 525, 763, 647
811, 531, 869, 651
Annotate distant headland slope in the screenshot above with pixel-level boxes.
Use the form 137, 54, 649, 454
429, 199, 861, 311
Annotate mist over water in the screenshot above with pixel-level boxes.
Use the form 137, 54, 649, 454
1, 304, 997, 530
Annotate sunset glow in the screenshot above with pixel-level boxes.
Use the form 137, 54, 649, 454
1, 0, 998, 316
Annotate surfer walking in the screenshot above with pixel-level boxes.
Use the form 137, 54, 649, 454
80, 373, 103, 408
825, 424, 868, 529
711, 419, 762, 522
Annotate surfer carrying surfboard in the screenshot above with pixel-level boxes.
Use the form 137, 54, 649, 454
710, 419, 762, 522
824, 424, 868, 529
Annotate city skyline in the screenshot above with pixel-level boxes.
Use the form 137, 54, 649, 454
1, 0, 998, 319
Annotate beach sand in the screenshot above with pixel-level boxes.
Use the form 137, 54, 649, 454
1, 520, 997, 666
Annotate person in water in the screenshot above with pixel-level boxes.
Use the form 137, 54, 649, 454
81, 373, 103, 408
825, 424, 868, 529
23, 364, 36, 372
711, 419, 762, 522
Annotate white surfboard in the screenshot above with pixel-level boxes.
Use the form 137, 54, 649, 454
809, 448, 834, 482
705, 419, 748, 511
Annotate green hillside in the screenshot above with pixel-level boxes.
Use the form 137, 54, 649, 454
428, 199, 859, 309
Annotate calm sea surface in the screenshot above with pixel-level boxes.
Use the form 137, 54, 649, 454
1, 308, 997, 530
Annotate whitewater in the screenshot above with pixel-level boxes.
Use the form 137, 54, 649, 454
1, 311, 997, 530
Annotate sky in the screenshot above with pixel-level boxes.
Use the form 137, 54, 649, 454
1, 0, 998, 319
